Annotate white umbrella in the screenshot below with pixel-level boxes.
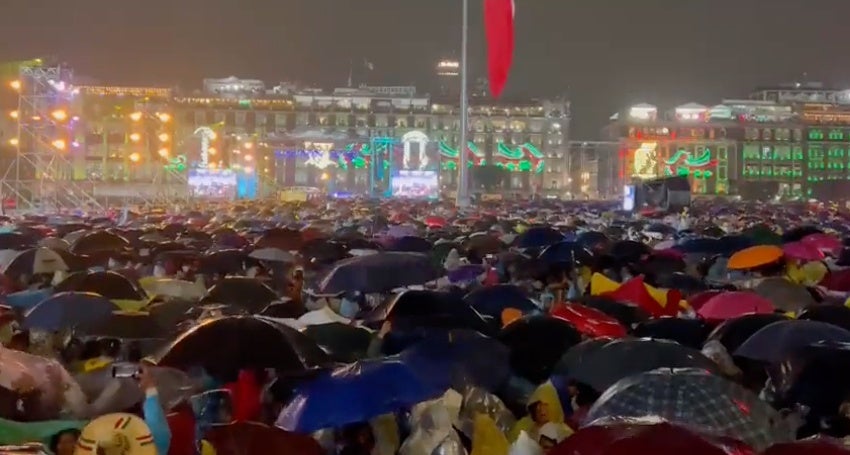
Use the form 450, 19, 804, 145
249, 247, 296, 263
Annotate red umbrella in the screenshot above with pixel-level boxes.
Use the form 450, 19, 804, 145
802, 233, 842, 256
821, 268, 850, 292
548, 421, 752, 455
424, 216, 446, 228
551, 303, 628, 338
782, 241, 824, 262
688, 290, 723, 312
762, 440, 850, 455
697, 291, 775, 322
205, 421, 323, 455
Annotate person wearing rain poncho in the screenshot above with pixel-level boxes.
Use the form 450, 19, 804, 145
506, 382, 572, 448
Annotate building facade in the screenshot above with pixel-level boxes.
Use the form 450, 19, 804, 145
606, 83, 850, 200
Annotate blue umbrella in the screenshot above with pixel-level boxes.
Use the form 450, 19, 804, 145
3, 288, 52, 311
276, 358, 444, 433
735, 320, 850, 364
463, 285, 538, 320
24, 292, 118, 331
673, 237, 723, 255
400, 329, 510, 392
513, 227, 565, 249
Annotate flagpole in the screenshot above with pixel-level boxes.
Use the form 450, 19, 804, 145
456, 0, 470, 207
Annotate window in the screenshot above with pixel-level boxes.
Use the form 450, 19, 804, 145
829, 129, 845, 141
794, 129, 803, 141
745, 128, 760, 140
809, 129, 825, 140
762, 129, 772, 141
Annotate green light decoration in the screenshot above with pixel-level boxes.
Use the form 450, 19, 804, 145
164, 155, 187, 172
438, 141, 484, 158
663, 148, 716, 178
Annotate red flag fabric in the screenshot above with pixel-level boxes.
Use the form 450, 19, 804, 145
484, 0, 515, 98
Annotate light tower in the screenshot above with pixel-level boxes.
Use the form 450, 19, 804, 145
0, 61, 100, 212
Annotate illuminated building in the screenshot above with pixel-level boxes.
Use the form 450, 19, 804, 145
171, 82, 571, 196
606, 82, 850, 200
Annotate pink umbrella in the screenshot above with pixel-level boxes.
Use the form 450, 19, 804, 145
697, 291, 775, 322
783, 241, 825, 262
688, 290, 723, 312
802, 233, 842, 256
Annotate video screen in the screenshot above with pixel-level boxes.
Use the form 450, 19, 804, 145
188, 169, 237, 199
392, 132, 439, 172
391, 170, 439, 199
623, 185, 636, 211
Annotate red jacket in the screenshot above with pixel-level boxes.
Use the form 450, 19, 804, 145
166, 404, 196, 455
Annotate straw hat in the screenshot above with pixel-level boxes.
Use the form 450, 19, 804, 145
75, 413, 157, 455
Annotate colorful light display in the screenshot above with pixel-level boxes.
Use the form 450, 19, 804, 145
663, 148, 717, 178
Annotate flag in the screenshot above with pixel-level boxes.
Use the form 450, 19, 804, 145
484, 0, 515, 98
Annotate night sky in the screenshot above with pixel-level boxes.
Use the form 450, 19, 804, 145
1, 0, 848, 137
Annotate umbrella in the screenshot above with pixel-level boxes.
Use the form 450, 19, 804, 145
610, 240, 652, 264
802, 233, 842, 256
734, 319, 850, 364
578, 296, 651, 327
726, 245, 783, 270
204, 277, 278, 313
302, 323, 373, 363
138, 278, 205, 300
782, 226, 824, 244
584, 369, 790, 451
697, 291, 775, 322
276, 358, 444, 433
81, 311, 170, 339
386, 236, 432, 253
299, 240, 349, 265
199, 249, 248, 275
205, 421, 323, 455
539, 241, 594, 266
798, 305, 850, 332
763, 440, 850, 455
23, 292, 117, 331
704, 313, 790, 354
463, 285, 538, 320
2, 247, 69, 277
69, 231, 130, 255
155, 316, 331, 375
499, 315, 583, 383
249, 248, 296, 263
564, 338, 720, 392
553, 337, 612, 377
464, 234, 504, 256
400, 329, 510, 392
548, 421, 752, 455
753, 277, 817, 313
674, 237, 725, 255
631, 317, 711, 349
0, 232, 36, 250
317, 252, 442, 294
513, 226, 565, 249
255, 228, 303, 250
370, 290, 494, 338
782, 242, 824, 262
551, 303, 628, 339
55, 271, 146, 301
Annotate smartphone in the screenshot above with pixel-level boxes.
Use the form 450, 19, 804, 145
111, 363, 140, 379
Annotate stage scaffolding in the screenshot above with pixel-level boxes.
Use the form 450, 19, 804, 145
0, 62, 101, 212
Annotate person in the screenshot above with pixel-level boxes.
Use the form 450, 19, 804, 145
139, 362, 172, 455
7, 330, 30, 352
49, 428, 81, 455
338, 422, 376, 455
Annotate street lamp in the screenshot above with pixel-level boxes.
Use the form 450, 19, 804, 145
157, 132, 169, 142
9, 80, 21, 91
157, 113, 171, 123
8, 138, 18, 146
129, 133, 142, 143
129, 152, 141, 163
8, 110, 18, 119
51, 139, 66, 151
158, 147, 169, 158
50, 109, 68, 122
129, 112, 143, 122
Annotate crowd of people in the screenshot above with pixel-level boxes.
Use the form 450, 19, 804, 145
0, 198, 848, 454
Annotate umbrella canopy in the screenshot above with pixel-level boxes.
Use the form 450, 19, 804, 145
81, 310, 170, 339
56, 271, 146, 301
400, 329, 510, 392
0, 232, 37, 250
584, 369, 792, 451
386, 236, 432, 253
631, 317, 711, 349
249, 247, 296, 263
255, 228, 303, 250
704, 313, 790, 354
463, 285, 538, 320
696, 291, 775, 322
564, 338, 720, 392
513, 226, 565, 249
539, 240, 594, 266
203, 277, 278, 313
753, 277, 817, 313
317, 252, 442, 294
578, 296, 651, 327
548, 421, 752, 455
139, 278, 206, 300
302, 323, 373, 363
499, 315, 583, 383
762, 440, 850, 455
798, 305, 850, 332
726, 245, 783, 270
2, 247, 69, 277
69, 231, 130, 255
155, 316, 331, 375
276, 358, 444, 433
23, 292, 117, 332
734, 319, 850, 364
205, 421, 323, 455
782, 241, 824, 262
551, 303, 628, 339
802, 233, 843, 256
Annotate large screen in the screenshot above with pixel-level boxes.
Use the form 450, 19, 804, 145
391, 170, 439, 199
188, 169, 237, 199
393, 131, 439, 172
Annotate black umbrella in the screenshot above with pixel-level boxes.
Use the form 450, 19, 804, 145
55, 270, 146, 300
200, 249, 249, 275
203, 277, 278, 313
704, 313, 790, 354
255, 228, 304, 250
552, 337, 612, 377
463, 285, 538, 320
578, 296, 651, 327
538, 241, 594, 266
610, 240, 652, 264
564, 338, 720, 392
798, 305, 850, 332
299, 240, 349, 266
69, 231, 131, 255
154, 316, 332, 376
369, 290, 494, 336
0, 232, 36, 250
386, 236, 432, 253
82, 311, 171, 339
512, 226, 565, 249
317, 252, 442, 294
499, 315, 583, 383
631, 317, 712, 349
303, 323, 373, 363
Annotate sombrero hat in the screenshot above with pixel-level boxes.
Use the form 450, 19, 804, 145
75, 413, 157, 455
